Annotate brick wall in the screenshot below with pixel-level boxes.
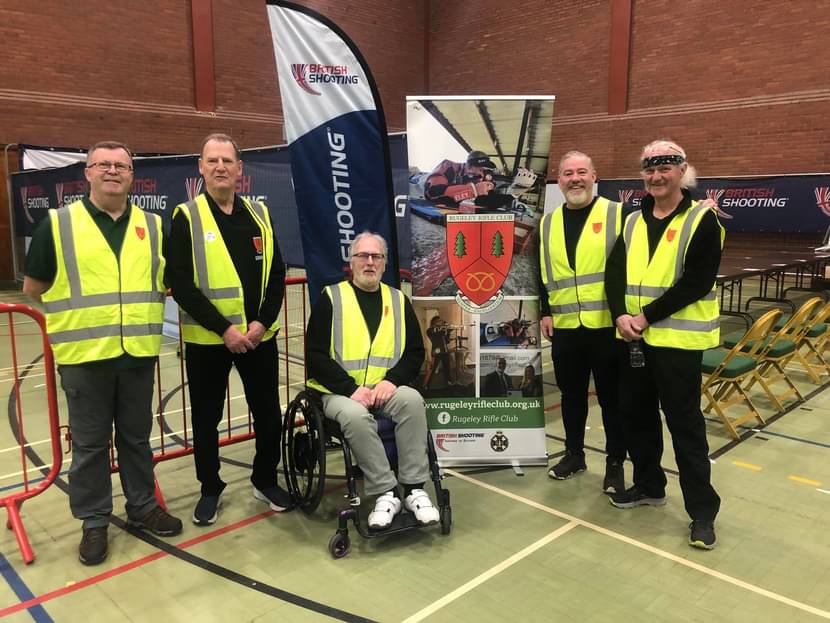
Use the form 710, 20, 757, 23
428, 0, 830, 178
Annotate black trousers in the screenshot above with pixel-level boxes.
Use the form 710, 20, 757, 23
617, 341, 721, 521
185, 338, 281, 496
551, 326, 625, 460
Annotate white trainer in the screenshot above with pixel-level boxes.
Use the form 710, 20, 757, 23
368, 491, 402, 529
404, 489, 440, 525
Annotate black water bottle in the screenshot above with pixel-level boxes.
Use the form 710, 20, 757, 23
628, 341, 645, 368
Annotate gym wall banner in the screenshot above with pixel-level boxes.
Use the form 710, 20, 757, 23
11, 137, 413, 272
267, 1, 398, 304
598, 175, 830, 233
406, 95, 555, 467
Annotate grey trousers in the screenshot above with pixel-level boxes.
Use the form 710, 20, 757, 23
321, 385, 430, 496
59, 364, 158, 529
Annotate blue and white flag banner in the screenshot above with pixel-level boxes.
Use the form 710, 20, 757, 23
266, 1, 398, 301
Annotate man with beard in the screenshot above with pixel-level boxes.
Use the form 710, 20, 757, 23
538, 151, 627, 494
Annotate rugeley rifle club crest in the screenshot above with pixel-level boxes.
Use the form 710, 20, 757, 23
446, 214, 514, 313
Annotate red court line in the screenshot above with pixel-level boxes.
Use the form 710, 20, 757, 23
0, 509, 275, 617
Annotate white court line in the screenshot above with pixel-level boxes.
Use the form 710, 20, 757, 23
434, 469, 830, 621
401, 522, 578, 623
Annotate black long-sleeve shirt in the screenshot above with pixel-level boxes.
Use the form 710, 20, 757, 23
604, 190, 722, 325
306, 282, 425, 396
164, 192, 286, 337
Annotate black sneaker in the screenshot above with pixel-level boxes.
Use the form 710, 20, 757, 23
689, 520, 717, 550
603, 459, 625, 495
610, 485, 666, 509
253, 485, 294, 512
79, 526, 108, 566
548, 451, 587, 480
192, 494, 222, 526
128, 506, 183, 536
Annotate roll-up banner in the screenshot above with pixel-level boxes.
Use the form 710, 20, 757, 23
407, 96, 555, 467
266, 1, 398, 303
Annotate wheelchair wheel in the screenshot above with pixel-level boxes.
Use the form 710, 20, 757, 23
328, 531, 350, 558
282, 390, 326, 514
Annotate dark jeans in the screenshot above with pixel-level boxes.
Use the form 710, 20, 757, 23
185, 337, 281, 496
60, 364, 157, 529
617, 341, 721, 521
551, 326, 625, 460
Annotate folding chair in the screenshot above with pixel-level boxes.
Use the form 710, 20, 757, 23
786, 299, 830, 384
702, 308, 781, 438
743, 297, 823, 412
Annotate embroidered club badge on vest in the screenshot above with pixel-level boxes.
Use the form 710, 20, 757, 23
666, 228, 677, 242
592, 222, 602, 234
135, 226, 145, 240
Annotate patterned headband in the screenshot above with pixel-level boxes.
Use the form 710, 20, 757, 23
641, 154, 685, 169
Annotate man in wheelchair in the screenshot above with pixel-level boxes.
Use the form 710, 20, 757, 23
305, 232, 441, 530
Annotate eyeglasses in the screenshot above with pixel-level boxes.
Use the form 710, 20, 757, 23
87, 161, 133, 172
352, 252, 385, 262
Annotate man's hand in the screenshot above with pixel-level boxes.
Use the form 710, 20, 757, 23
245, 320, 267, 349
615, 314, 643, 341
474, 180, 495, 196
223, 325, 255, 354
631, 312, 649, 334
370, 380, 397, 408
540, 315, 553, 340
350, 386, 374, 409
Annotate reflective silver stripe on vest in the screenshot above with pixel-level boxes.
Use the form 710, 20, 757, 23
186, 199, 241, 300
623, 211, 640, 247
625, 284, 716, 301
248, 200, 267, 224
673, 203, 709, 281
651, 317, 719, 332
49, 323, 163, 344
551, 300, 608, 314
330, 285, 345, 367
541, 210, 556, 289
546, 271, 606, 292
45, 206, 163, 313
330, 284, 403, 371
180, 312, 243, 326
146, 213, 162, 290
605, 201, 619, 258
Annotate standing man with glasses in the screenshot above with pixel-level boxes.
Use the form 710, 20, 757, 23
23, 141, 182, 566
306, 232, 439, 530
165, 133, 291, 526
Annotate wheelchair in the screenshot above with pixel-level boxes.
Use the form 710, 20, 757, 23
282, 388, 452, 558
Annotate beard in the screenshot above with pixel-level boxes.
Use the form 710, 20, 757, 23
565, 187, 591, 206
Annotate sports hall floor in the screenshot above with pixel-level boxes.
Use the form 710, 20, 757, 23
1, 277, 829, 623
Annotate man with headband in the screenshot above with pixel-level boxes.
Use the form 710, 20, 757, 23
604, 139, 723, 550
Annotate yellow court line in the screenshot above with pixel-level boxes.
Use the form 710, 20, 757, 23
401, 522, 578, 623
789, 475, 822, 487
732, 460, 763, 472
435, 469, 830, 621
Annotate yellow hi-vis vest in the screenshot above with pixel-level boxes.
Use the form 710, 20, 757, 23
41, 200, 165, 365
174, 193, 279, 345
539, 197, 620, 329
306, 281, 406, 393
623, 201, 724, 350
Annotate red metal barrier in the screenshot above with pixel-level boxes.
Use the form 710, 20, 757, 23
0, 304, 63, 564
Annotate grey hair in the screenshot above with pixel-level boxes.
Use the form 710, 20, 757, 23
558, 151, 595, 175
349, 231, 388, 259
640, 139, 697, 188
